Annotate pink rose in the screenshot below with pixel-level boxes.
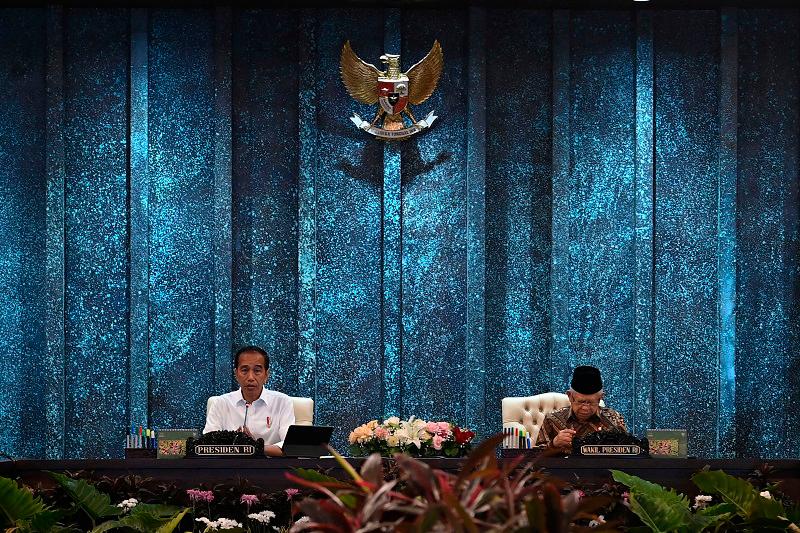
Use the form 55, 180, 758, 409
433, 435, 444, 450
426, 422, 439, 433
437, 422, 452, 436
374, 427, 389, 439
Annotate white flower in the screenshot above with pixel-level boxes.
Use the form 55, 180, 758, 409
385, 416, 400, 425
588, 515, 606, 528
215, 517, 243, 530
196, 517, 241, 531
248, 510, 277, 524
116, 498, 139, 512
693, 494, 713, 509
760, 490, 772, 500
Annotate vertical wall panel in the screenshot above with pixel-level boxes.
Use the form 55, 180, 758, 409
485, 9, 552, 417
401, 9, 469, 422
63, 8, 129, 458
632, 10, 654, 436
297, 10, 318, 400
129, 7, 149, 433
382, 9, 402, 418
148, 9, 215, 429
653, 11, 720, 457
568, 11, 636, 416
0, 9, 47, 459
314, 9, 384, 448
717, 7, 738, 457
45, 6, 66, 459
465, 6, 487, 437
551, 10, 572, 389
232, 9, 299, 394
737, 9, 800, 458
212, 7, 233, 395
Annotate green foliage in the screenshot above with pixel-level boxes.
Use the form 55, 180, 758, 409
611, 470, 697, 532
48, 471, 120, 526
0, 476, 49, 527
692, 470, 786, 520
89, 504, 188, 533
291, 468, 344, 485
0, 476, 65, 533
613, 468, 799, 532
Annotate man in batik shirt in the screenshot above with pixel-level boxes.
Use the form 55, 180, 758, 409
536, 365, 627, 454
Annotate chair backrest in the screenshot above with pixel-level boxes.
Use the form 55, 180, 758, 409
502, 393, 570, 444
205, 395, 315, 426
501, 392, 605, 444
290, 396, 314, 426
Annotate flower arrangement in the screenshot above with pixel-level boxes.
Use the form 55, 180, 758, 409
348, 416, 475, 457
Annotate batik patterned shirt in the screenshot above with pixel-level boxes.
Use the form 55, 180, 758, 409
536, 406, 627, 452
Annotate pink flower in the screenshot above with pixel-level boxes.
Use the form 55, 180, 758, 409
285, 488, 299, 500
425, 422, 439, 434
374, 427, 389, 439
187, 489, 214, 503
432, 435, 444, 450
240, 494, 259, 506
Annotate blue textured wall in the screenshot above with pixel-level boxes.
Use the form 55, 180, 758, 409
0, 7, 798, 459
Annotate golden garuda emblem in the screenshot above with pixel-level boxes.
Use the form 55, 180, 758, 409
340, 40, 443, 140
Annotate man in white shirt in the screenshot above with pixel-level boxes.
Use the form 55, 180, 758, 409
203, 345, 295, 457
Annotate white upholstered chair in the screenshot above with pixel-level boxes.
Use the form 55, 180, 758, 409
205, 396, 314, 426
290, 396, 314, 426
502, 392, 604, 444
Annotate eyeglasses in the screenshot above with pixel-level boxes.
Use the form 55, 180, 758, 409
572, 399, 600, 407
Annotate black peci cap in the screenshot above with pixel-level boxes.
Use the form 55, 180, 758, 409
571, 366, 603, 394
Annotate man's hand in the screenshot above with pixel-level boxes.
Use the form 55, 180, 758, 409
552, 428, 576, 449
264, 444, 284, 457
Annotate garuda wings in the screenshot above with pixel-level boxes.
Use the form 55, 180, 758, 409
340, 40, 443, 139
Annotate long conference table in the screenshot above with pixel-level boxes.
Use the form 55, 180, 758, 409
3, 455, 799, 501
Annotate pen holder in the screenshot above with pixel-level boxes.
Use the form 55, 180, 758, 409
125, 448, 157, 459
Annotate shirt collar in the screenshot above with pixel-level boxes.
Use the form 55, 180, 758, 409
233, 387, 268, 406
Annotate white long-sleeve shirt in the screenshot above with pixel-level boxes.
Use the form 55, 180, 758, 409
203, 388, 295, 447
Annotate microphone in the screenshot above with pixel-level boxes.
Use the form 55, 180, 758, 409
243, 403, 250, 431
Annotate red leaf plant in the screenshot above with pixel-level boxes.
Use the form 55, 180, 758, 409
285, 435, 615, 532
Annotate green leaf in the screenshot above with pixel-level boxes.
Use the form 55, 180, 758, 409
155, 508, 188, 533
89, 506, 189, 533
48, 472, 120, 522
28, 509, 62, 532
128, 503, 182, 518
611, 470, 691, 509
0, 476, 49, 526
628, 491, 691, 533
339, 493, 358, 510
691, 470, 775, 519
292, 468, 342, 485
698, 502, 736, 517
